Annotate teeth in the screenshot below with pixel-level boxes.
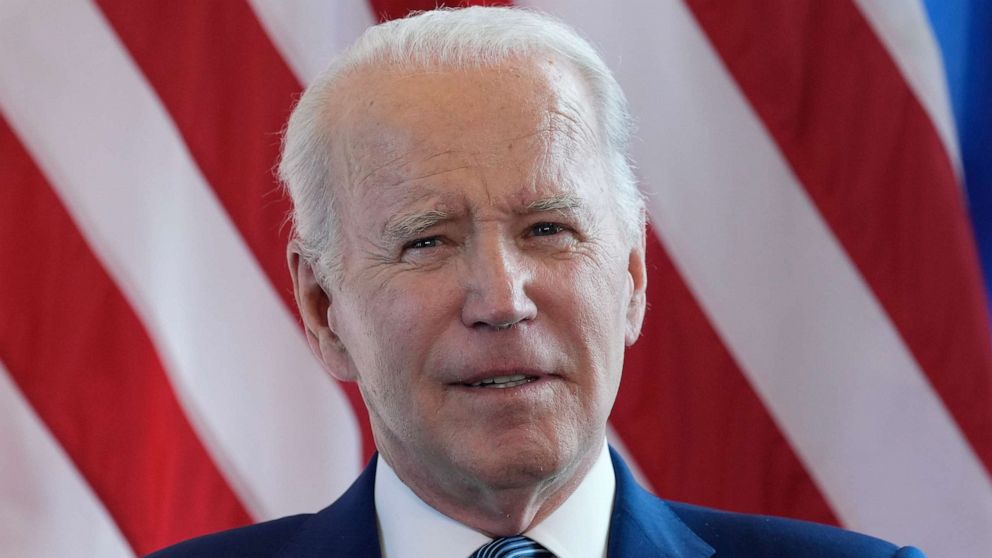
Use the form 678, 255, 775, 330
467, 374, 536, 388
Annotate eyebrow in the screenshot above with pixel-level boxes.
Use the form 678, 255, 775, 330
522, 193, 583, 215
383, 208, 452, 244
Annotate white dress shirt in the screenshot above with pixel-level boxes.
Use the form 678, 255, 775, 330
375, 441, 615, 558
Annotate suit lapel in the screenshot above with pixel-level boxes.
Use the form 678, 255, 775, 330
607, 448, 714, 558
274, 458, 382, 558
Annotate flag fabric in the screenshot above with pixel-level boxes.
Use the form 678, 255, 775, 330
1, 1, 990, 556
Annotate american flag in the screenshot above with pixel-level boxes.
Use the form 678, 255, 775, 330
1, 1, 990, 556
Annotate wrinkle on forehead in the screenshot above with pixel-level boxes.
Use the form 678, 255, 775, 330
346, 126, 594, 211
547, 97, 599, 156
327, 55, 606, 229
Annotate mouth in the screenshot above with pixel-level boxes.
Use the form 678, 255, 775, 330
462, 373, 540, 389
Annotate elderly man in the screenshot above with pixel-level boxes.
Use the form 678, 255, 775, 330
151, 7, 924, 558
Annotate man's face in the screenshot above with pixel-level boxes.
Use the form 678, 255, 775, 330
301, 57, 645, 504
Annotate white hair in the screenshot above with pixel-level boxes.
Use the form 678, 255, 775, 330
279, 6, 643, 282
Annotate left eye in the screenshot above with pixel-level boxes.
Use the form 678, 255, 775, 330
406, 237, 440, 250
531, 222, 564, 236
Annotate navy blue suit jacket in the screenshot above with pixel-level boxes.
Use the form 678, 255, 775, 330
148, 448, 925, 557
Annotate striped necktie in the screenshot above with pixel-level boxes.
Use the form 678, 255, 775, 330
469, 535, 555, 558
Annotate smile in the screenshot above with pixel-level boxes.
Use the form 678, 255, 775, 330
464, 374, 539, 388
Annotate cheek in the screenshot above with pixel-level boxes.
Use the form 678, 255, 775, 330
556, 255, 630, 341
343, 290, 428, 438
546, 254, 630, 404
351, 278, 459, 388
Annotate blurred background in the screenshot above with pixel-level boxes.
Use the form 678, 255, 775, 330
1, 1, 990, 556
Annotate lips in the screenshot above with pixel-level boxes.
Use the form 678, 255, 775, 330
464, 373, 538, 388
450, 368, 550, 389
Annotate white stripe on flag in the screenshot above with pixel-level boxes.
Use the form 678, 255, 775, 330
0, 0, 360, 520
522, 0, 992, 555
852, 0, 962, 174
248, 0, 375, 85
0, 361, 135, 558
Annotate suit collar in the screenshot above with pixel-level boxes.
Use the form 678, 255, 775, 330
276, 449, 713, 558
607, 447, 714, 558
274, 457, 382, 558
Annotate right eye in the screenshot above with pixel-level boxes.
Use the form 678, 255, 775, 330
404, 237, 441, 250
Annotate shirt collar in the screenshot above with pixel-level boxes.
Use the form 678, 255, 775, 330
374, 441, 615, 558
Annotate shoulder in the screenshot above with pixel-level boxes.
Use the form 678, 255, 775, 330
665, 500, 925, 558
608, 447, 923, 557
145, 458, 380, 558
144, 514, 313, 558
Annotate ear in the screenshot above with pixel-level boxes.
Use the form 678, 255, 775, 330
287, 241, 358, 382
624, 228, 648, 346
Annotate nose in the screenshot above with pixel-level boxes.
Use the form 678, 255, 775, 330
460, 236, 538, 330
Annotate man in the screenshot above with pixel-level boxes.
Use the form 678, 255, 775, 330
151, 7, 924, 557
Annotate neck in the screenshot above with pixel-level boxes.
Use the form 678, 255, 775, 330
381, 439, 604, 537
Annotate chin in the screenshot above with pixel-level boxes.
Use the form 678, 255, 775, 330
456, 430, 577, 490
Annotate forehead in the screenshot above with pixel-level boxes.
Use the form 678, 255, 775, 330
334, 56, 597, 145
326, 56, 604, 212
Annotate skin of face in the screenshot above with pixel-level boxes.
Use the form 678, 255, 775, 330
289, 55, 647, 536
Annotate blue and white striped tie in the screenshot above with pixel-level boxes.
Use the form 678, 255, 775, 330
469, 535, 555, 558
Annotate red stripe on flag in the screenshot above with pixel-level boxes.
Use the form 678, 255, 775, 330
685, 0, 992, 471
92, 0, 375, 460
368, 0, 513, 23
0, 118, 251, 555
613, 228, 840, 523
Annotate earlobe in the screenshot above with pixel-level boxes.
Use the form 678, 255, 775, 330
287, 242, 358, 381
624, 234, 648, 346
